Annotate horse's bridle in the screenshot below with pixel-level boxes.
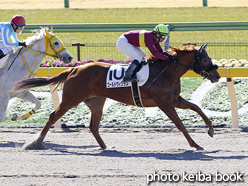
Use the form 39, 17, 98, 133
146, 49, 218, 88
7, 29, 66, 76
21, 30, 66, 76
26, 37, 65, 59
172, 49, 218, 79
191, 50, 218, 79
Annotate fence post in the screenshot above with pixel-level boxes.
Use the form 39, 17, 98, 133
164, 24, 174, 51
64, 0, 69, 8
203, 0, 208, 7
226, 77, 239, 128
49, 85, 61, 128
72, 43, 85, 61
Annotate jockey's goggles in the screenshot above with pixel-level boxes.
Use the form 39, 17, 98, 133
161, 34, 168, 40
17, 26, 24, 32
16, 26, 24, 34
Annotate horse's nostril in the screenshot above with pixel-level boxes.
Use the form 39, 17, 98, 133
68, 56, 73, 61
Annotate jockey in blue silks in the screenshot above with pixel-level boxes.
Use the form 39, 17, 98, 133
0, 15, 27, 59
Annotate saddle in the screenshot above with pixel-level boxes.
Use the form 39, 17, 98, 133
106, 61, 149, 107
106, 61, 149, 88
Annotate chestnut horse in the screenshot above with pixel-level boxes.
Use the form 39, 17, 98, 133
13, 43, 221, 150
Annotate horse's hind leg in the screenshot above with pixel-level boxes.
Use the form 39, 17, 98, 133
173, 96, 214, 137
12, 91, 41, 121
84, 97, 107, 149
24, 96, 81, 150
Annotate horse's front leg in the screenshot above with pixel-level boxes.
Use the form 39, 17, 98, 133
158, 99, 203, 150
173, 96, 214, 137
11, 91, 41, 121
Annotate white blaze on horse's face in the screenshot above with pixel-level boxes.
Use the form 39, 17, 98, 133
44, 29, 73, 63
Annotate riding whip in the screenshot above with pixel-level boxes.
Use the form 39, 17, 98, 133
8, 47, 23, 71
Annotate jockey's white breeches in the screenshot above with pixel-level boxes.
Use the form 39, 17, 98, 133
116, 35, 146, 63
0, 41, 13, 55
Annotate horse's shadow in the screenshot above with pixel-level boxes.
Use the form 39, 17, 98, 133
1, 141, 247, 161
0, 141, 25, 148
41, 142, 248, 161
0, 141, 98, 150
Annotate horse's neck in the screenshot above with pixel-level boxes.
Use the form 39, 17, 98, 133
6, 38, 46, 80
165, 51, 195, 80
22, 38, 46, 74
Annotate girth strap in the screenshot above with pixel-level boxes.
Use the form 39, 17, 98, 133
131, 81, 143, 107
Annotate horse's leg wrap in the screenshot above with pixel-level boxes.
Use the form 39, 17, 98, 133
12, 91, 41, 121
21, 109, 36, 120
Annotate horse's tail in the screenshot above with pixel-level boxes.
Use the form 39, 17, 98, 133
13, 68, 73, 92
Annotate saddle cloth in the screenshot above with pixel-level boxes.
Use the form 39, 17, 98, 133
0, 54, 10, 69
106, 63, 149, 88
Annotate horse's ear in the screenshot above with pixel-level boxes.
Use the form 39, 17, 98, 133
45, 28, 51, 38
203, 43, 208, 50
199, 43, 208, 53
199, 44, 204, 53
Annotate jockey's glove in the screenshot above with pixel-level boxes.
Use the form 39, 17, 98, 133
168, 55, 176, 63
19, 42, 27, 47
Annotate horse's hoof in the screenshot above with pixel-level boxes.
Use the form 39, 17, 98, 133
23, 141, 45, 150
197, 146, 204, 151
11, 113, 18, 121
208, 129, 214, 137
100, 145, 107, 150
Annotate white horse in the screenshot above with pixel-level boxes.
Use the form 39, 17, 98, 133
0, 28, 73, 122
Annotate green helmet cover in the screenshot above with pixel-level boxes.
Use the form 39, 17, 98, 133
154, 24, 169, 35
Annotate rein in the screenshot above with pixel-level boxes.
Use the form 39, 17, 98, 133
7, 46, 54, 76
26, 44, 63, 58
20, 52, 35, 76
146, 58, 190, 89
146, 62, 170, 89
26, 46, 46, 55
7, 29, 66, 76
17, 46, 56, 76
7, 47, 36, 75
22, 44, 63, 76
20, 37, 65, 76
146, 49, 216, 88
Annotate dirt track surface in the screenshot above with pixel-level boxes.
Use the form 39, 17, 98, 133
0, 127, 247, 185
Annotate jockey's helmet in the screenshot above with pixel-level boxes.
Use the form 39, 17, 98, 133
153, 24, 169, 35
11, 15, 26, 26
10, 15, 26, 33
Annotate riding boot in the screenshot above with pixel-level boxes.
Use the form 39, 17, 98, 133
122, 59, 139, 83
0, 50, 5, 59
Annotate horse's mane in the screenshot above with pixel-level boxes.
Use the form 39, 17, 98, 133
11, 28, 48, 56
24, 27, 48, 46
167, 44, 197, 54
146, 44, 197, 62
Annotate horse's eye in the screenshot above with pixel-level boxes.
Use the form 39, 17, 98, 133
203, 59, 208, 63
53, 40, 61, 49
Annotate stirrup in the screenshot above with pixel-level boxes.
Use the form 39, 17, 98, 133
122, 76, 137, 83
0, 50, 5, 59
